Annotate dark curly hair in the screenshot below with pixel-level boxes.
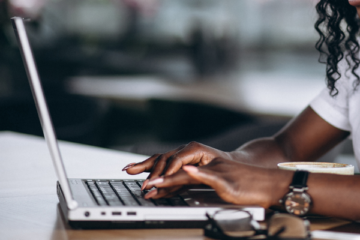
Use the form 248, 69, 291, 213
315, 0, 360, 96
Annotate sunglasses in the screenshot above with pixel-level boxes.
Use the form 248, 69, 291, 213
204, 209, 311, 240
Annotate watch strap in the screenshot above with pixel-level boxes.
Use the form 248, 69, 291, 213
290, 170, 309, 189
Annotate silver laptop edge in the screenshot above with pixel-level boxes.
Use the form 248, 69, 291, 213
11, 17, 78, 209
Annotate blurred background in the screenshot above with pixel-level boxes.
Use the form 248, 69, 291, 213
2, 0, 354, 166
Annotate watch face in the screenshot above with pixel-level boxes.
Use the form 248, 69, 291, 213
285, 192, 311, 216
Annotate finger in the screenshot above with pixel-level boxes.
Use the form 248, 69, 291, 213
140, 179, 149, 191
144, 189, 158, 199
144, 145, 186, 184
126, 154, 161, 175
182, 165, 223, 190
145, 154, 169, 181
162, 142, 210, 176
144, 186, 184, 199
122, 162, 137, 171
162, 152, 196, 176
151, 186, 184, 199
158, 185, 191, 199
146, 169, 200, 189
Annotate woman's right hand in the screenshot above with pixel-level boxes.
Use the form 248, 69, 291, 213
143, 157, 292, 209
123, 141, 231, 190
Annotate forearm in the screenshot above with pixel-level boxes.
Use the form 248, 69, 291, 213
306, 173, 360, 220
268, 169, 360, 221
227, 107, 350, 168
229, 138, 360, 220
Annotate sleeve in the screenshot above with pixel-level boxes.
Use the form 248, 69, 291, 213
310, 81, 351, 132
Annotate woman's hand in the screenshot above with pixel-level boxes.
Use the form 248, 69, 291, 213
123, 142, 231, 190
144, 158, 293, 208
144, 158, 360, 221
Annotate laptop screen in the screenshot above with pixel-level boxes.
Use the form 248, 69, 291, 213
11, 16, 78, 209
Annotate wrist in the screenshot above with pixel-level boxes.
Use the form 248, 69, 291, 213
268, 169, 294, 207
246, 167, 293, 208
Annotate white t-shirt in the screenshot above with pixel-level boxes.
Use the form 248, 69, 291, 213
310, 58, 360, 165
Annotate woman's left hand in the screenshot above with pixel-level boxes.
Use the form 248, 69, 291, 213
144, 158, 292, 208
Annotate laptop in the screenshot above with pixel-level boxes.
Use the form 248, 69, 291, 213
11, 16, 264, 229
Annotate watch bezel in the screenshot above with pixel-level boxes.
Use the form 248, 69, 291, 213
284, 190, 311, 216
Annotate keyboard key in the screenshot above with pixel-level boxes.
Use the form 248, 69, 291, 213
87, 180, 187, 207
123, 181, 140, 190
108, 202, 123, 206
92, 191, 102, 197
95, 197, 108, 206
93, 181, 125, 206
123, 181, 155, 206
86, 182, 108, 206
96, 181, 110, 185
121, 197, 140, 206
131, 191, 155, 206
110, 183, 133, 196
99, 188, 114, 194
137, 181, 144, 187
103, 194, 119, 200
111, 185, 128, 191
110, 182, 126, 189
109, 182, 140, 206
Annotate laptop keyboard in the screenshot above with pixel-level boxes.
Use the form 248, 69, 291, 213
85, 180, 188, 207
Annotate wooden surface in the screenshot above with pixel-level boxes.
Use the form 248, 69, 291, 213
0, 131, 357, 240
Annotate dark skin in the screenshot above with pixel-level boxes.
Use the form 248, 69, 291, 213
123, 1, 360, 222
123, 106, 360, 221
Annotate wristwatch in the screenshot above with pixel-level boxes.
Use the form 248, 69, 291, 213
281, 170, 312, 216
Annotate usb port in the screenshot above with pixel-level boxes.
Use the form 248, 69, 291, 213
112, 212, 122, 216
127, 212, 136, 216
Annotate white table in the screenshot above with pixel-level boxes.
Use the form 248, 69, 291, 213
0, 131, 148, 199
0, 131, 357, 240
67, 73, 325, 117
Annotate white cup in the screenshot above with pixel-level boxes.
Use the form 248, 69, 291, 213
277, 162, 354, 175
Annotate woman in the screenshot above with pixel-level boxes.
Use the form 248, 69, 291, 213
124, 0, 360, 221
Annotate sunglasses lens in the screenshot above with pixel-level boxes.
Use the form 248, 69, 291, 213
268, 214, 310, 239
205, 211, 310, 239
212, 210, 256, 237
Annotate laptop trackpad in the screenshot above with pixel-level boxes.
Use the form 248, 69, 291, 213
181, 187, 232, 207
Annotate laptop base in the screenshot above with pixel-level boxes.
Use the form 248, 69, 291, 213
57, 182, 207, 229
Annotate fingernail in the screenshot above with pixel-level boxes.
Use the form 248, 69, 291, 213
147, 177, 164, 186
183, 165, 199, 173
144, 189, 158, 199
141, 179, 149, 190
122, 162, 137, 171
